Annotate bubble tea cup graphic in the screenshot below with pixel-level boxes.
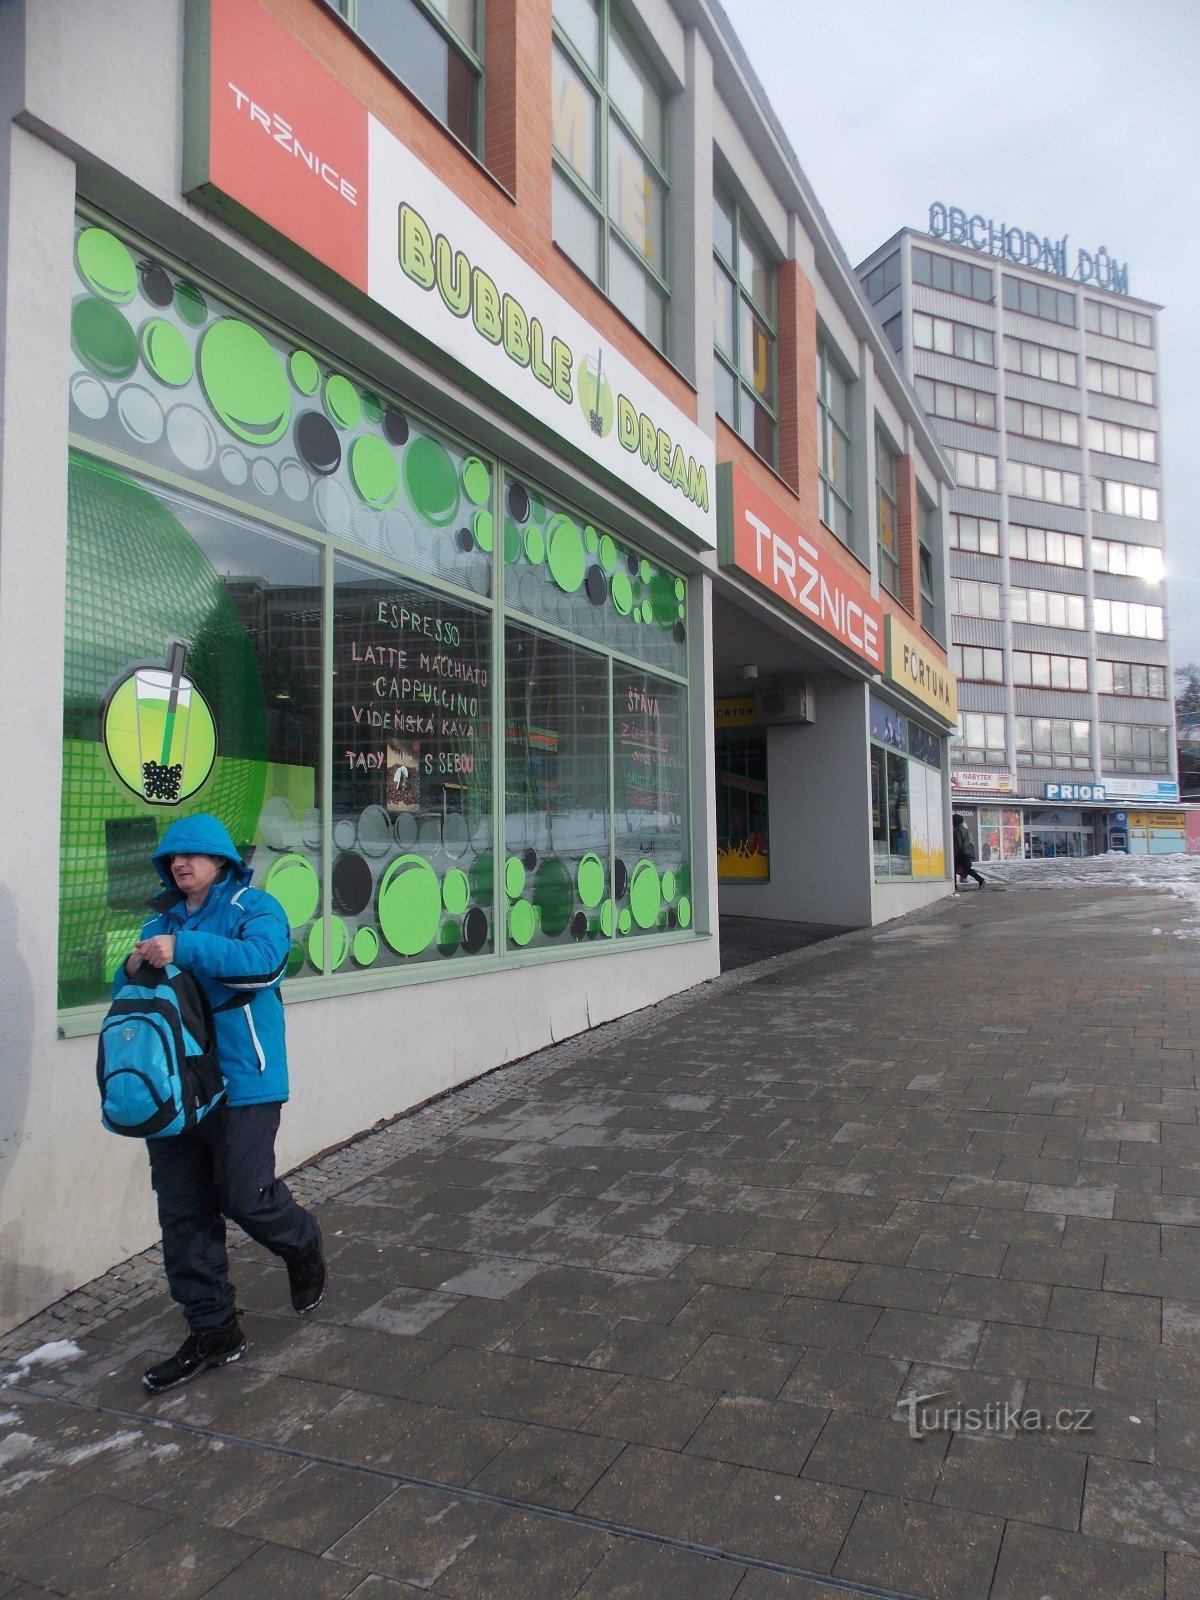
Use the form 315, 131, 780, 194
103, 640, 217, 805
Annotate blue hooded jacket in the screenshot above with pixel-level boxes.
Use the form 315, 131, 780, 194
114, 814, 292, 1106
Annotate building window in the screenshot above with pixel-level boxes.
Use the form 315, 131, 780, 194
1012, 651, 1088, 691
552, 0, 670, 351
952, 711, 1006, 766
1008, 525, 1084, 569
863, 252, 901, 305
949, 515, 999, 554
915, 377, 996, 429
1086, 358, 1154, 406
914, 314, 993, 365
919, 497, 938, 635
1097, 661, 1167, 699
1091, 540, 1165, 582
1002, 274, 1076, 326
333, 0, 483, 152
61, 213, 695, 1010
912, 248, 993, 304
950, 578, 1001, 620
1004, 399, 1080, 447
1087, 418, 1156, 463
817, 339, 853, 546
715, 727, 768, 881
952, 645, 1004, 683
1010, 587, 1086, 629
954, 450, 998, 493
1016, 717, 1092, 771
1006, 461, 1082, 508
713, 189, 776, 464
1100, 722, 1171, 773
1093, 599, 1165, 639
1094, 479, 1160, 522
1003, 337, 1078, 388
1085, 300, 1153, 347
870, 698, 946, 879
882, 315, 903, 356
876, 428, 900, 597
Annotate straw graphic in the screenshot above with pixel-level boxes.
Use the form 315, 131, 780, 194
159, 640, 189, 769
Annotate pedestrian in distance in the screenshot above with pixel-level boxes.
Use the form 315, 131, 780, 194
952, 812, 986, 890
116, 813, 326, 1394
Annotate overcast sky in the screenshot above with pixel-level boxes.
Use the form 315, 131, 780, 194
719, 0, 1200, 672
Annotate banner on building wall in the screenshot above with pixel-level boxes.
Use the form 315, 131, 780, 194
952, 768, 1015, 795
1099, 776, 1180, 803
716, 464, 884, 669
183, 0, 716, 549
883, 616, 957, 728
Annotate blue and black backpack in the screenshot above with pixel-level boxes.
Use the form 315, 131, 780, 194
97, 963, 224, 1138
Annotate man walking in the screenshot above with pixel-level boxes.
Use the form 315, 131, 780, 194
118, 813, 326, 1394
953, 813, 986, 890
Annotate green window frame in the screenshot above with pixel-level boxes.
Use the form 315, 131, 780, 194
331, 0, 484, 155
60, 208, 696, 1025
816, 338, 853, 548
551, 0, 671, 353
712, 187, 777, 466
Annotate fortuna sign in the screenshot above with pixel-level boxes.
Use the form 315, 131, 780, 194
184, 0, 716, 549
883, 615, 957, 727
928, 203, 1130, 296
717, 465, 883, 669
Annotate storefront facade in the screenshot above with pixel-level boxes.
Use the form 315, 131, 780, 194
1, 0, 953, 1328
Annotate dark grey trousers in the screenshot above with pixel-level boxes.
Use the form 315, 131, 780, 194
147, 1102, 317, 1329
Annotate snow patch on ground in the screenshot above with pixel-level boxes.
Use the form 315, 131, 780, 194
980, 855, 1200, 938
4, 1340, 85, 1383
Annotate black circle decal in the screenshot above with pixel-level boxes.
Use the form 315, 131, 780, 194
383, 407, 410, 446
295, 410, 342, 475
462, 906, 488, 954
331, 852, 373, 916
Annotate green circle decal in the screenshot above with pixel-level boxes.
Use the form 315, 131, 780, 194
662, 870, 677, 901
677, 895, 692, 928
361, 392, 383, 423
308, 915, 349, 971
576, 852, 605, 909
264, 855, 320, 928
546, 515, 585, 592
175, 283, 207, 326
504, 519, 522, 564
76, 228, 137, 303
600, 898, 614, 937
438, 920, 461, 956
533, 858, 573, 937
72, 296, 138, 381
584, 525, 598, 553
352, 925, 380, 966
473, 509, 494, 551
350, 434, 400, 508
674, 578, 686, 602
577, 354, 614, 437
324, 373, 361, 429
199, 319, 291, 445
289, 350, 321, 395
509, 899, 536, 946
524, 525, 545, 564
611, 570, 634, 615
677, 862, 691, 895
504, 856, 526, 899
469, 852, 494, 906
102, 659, 217, 804
140, 318, 194, 388
286, 942, 306, 977
442, 868, 470, 915
378, 854, 442, 955
404, 435, 461, 527
599, 535, 618, 571
462, 457, 490, 505
618, 908, 632, 934
649, 571, 677, 626
629, 860, 662, 929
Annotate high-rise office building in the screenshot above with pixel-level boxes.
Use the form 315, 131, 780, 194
859, 215, 1176, 860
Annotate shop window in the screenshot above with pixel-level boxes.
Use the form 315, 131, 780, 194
552, 0, 670, 352
817, 339, 853, 547
61, 213, 696, 1014
332, 0, 483, 153
715, 730, 768, 880
870, 698, 946, 880
713, 187, 777, 465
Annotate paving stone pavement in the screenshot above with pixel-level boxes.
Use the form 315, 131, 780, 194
2, 884, 1199, 1600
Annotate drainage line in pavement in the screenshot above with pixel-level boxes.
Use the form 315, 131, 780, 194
7, 1383, 932, 1600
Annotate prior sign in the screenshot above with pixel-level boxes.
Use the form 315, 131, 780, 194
1044, 782, 1106, 802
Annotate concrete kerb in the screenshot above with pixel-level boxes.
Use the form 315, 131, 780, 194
0, 892, 962, 1360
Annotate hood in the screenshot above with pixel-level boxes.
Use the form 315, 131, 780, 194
152, 813, 252, 890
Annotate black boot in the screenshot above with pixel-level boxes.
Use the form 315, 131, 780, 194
142, 1315, 245, 1395
286, 1224, 326, 1314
